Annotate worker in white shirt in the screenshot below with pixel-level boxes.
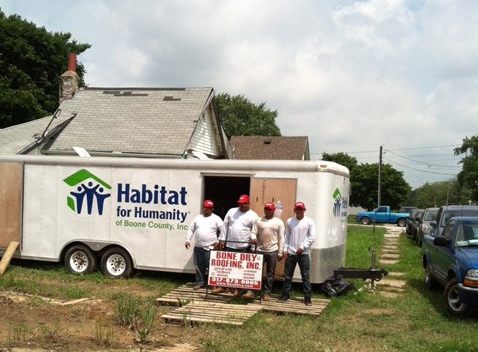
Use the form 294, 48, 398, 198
280, 202, 316, 306
213, 194, 259, 298
252, 202, 285, 301
185, 200, 225, 290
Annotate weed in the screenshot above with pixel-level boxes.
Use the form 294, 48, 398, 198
60, 286, 87, 299
37, 322, 62, 341
8, 322, 29, 345
113, 292, 140, 328
133, 300, 157, 343
95, 319, 115, 346
113, 293, 157, 343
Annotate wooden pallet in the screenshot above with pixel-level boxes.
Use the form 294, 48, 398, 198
157, 285, 331, 324
260, 297, 330, 316
161, 301, 262, 326
155, 285, 233, 306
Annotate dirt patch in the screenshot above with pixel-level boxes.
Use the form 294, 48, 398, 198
362, 308, 395, 315
0, 291, 200, 351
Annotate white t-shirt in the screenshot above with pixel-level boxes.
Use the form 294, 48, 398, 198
219, 208, 259, 249
186, 213, 225, 250
284, 215, 316, 255
252, 217, 285, 253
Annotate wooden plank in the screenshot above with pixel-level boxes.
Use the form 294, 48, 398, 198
0, 241, 19, 275
161, 314, 243, 326
0, 163, 22, 249
161, 300, 261, 326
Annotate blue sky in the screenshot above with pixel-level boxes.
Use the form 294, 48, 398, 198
2, 0, 477, 188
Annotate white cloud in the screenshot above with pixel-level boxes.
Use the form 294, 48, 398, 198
2, 0, 477, 188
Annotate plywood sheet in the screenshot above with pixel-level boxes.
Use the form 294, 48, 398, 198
0, 163, 22, 248
249, 178, 297, 277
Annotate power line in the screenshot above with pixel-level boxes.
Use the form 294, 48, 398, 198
386, 144, 460, 151
383, 158, 457, 176
384, 149, 461, 168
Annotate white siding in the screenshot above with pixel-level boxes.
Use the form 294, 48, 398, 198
188, 105, 221, 157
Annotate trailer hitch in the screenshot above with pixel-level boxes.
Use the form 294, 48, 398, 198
333, 247, 388, 292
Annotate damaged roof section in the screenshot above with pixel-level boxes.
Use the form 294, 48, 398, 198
0, 87, 231, 159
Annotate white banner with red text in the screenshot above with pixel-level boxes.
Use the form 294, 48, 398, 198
208, 251, 263, 290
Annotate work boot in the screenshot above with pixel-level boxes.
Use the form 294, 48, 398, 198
304, 297, 312, 306
279, 295, 289, 302
211, 287, 226, 295
242, 291, 255, 300
262, 294, 271, 302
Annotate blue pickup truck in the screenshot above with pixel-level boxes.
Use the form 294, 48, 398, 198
422, 216, 478, 316
355, 206, 408, 227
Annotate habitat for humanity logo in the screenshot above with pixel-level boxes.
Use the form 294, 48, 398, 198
332, 188, 347, 217
63, 169, 111, 215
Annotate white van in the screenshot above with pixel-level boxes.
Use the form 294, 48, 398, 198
0, 155, 349, 284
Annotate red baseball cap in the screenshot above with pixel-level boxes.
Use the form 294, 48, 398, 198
294, 202, 306, 210
203, 200, 214, 208
237, 195, 250, 204
264, 202, 275, 210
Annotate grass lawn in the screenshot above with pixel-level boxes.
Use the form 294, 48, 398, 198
1, 226, 477, 351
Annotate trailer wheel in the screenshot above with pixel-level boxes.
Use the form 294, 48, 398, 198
65, 245, 97, 274
101, 247, 133, 278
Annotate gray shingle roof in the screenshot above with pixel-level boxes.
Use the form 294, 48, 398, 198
43, 87, 214, 156
0, 115, 56, 154
230, 136, 310, 160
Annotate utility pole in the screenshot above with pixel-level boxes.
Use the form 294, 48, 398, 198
378, 145, 382, 207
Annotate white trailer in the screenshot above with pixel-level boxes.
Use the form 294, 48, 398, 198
0, 155, 349, 284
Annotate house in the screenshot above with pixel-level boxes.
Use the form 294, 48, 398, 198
0, 54, 231, 159
230, 136, 310, 160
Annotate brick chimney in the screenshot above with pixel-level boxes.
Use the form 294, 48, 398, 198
59, 53, 79, 103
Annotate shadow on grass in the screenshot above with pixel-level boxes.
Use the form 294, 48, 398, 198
408, 277, 478, 320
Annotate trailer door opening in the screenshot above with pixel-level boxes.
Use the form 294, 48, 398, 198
203, 176, 250, 219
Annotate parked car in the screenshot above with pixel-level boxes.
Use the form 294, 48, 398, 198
400, 206, 417, 214
355, 206, 408, 226
416, 207, 438, 246
422, 216, 478, 316
431, 205, 478, 237
407, 209, 422, 237
410, 209, 425, 241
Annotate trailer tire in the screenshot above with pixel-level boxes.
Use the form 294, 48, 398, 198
65, 245, 97, 274
101, 247, 133, 278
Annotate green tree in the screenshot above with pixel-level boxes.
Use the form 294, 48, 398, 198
321, 152, 358, 173
414, 179, 471, 208
454, 136, 478, 202
352, 163, 410, 210
0, 10, 90, 128
214, 93, 281, 137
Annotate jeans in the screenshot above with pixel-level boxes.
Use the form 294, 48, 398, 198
259, 251, 277, 295
282, 254, 311, 298
193, 247, 210, 286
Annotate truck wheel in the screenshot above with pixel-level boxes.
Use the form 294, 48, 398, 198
101, 247, 133, 278
397, 218, 406, 227
65, 245, 96, 274
361, 217, 371, 225
445, 278, 468, 316
424, 264, 438, 290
